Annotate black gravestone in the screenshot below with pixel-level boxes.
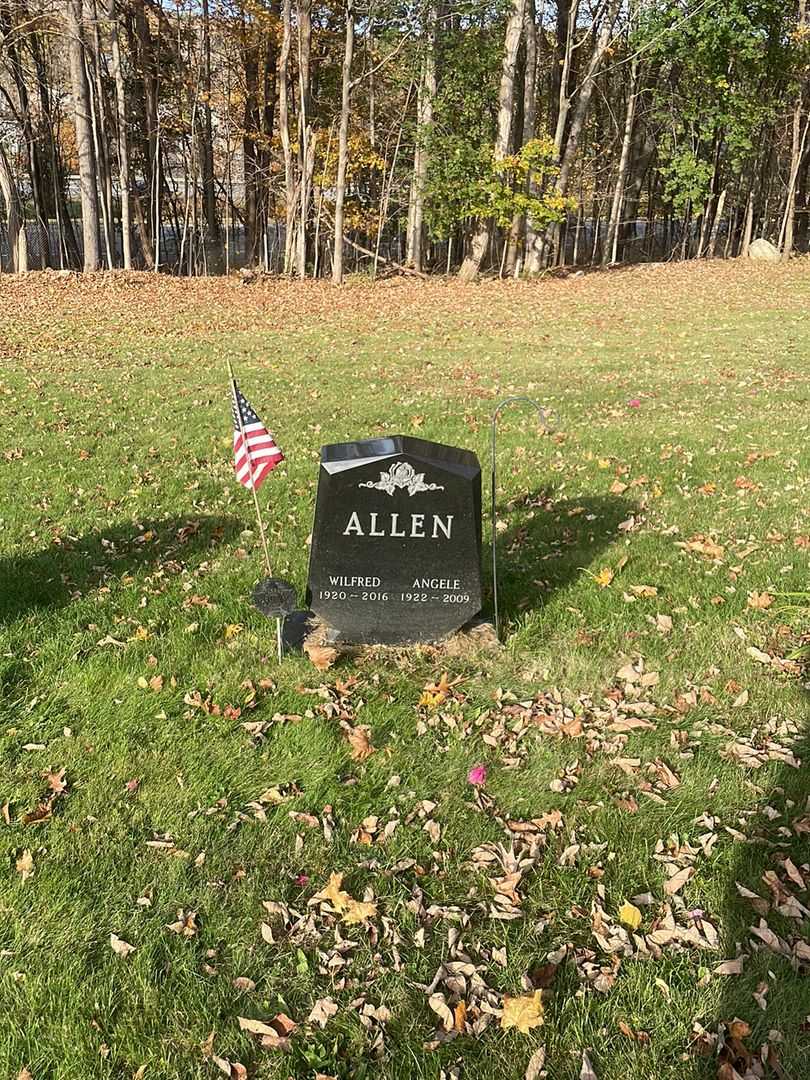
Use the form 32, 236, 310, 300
306, 435, 482, 644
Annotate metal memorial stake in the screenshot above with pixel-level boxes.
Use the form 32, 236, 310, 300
490, 397, 551, 640
227, 360, 296, 661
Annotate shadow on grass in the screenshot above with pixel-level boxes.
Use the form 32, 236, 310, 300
490, 491, 637, 628
707, 665, 810, 1080
0, 514, 242, 626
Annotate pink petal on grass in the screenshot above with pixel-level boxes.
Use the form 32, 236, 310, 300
628, 398, 642, 408
467, 764, 487, 787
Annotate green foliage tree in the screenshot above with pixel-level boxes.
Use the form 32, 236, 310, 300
424, 136, 573, 240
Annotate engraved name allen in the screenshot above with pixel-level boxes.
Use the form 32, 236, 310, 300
341, 512, 454, 539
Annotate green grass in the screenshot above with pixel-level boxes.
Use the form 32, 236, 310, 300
1, 263, 809, 1080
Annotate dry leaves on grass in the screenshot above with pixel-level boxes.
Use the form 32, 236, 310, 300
20, 766, 69, 826
678, 535, 725, 561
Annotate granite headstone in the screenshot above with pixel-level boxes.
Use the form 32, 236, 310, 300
307, 435, 482, 643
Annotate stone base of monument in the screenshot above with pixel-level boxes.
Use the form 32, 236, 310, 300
282, 610, 501, 661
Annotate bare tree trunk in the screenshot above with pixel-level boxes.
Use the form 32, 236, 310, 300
781, 0, 808, 257
557, 1, 620, 229
507, 0, 537, 276
552, 0, 578, 156
707, 186, 727, 257
243, 31, 261, 268
109, 0, 131, 268
332, 0, 354, 284
67, 0, 100, 272
604, 57, 638, 265
131, 0, 158, 267
459, 0, 526, 279
199, 0, 218, 252
0, 142, 27, 271
278, 0, 295, 274
552, 0, 578, 143
296, 0, 313, 278
406, 0, 437, 271
87, 0, 114, 269
0, 0, 50, 266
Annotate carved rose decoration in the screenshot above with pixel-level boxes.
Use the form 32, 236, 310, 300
358, 460, 445, 496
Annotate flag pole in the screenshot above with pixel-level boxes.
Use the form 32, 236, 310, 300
229, 361, 284, 662
228, 359, 273, 579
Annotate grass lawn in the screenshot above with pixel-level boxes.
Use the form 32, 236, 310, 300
1, 262, 808, 1080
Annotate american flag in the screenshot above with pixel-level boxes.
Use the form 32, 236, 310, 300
231, 382, 284, 491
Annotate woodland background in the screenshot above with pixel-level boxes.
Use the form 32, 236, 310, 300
0, 0, 808, 280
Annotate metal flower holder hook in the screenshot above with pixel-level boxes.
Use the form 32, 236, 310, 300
490, 397, 552, 640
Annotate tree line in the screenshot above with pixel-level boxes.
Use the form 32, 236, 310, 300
0, 0, 807, 279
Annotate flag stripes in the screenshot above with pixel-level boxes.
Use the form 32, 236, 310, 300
231, 384, 284, 492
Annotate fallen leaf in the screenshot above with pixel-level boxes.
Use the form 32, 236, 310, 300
525, 1046, 546, 1080
308, 997, 338, 1028
44, 767, 67, 794
212, 1056, 248, 1079
110, 933, 136, 958
728, 1018, 751, 1040
238, 1013, 297, 1049
419, 672, 462, 708
580, 1051, 599, 1080
304, 642, 338, 672
664, 866, 693, 896
312, 872, 377, 924
608, 717, 655, 733
747, 646, 772, 665
629, 584, 658, 598
166, 909, 198, 937
428, 992, 454, 1031
313, 871, 348, 910
237, 1015, 281, 1037
747, 592, 773, 610
344, 724, 374, 761
618, 901, 642, 930
453, 1000, 467, 1032
714, 958, 745, 976
342, 897, 377, 925
15, 849, 34, 881
594, 567, 614, 588
501, 991, 545, 1034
